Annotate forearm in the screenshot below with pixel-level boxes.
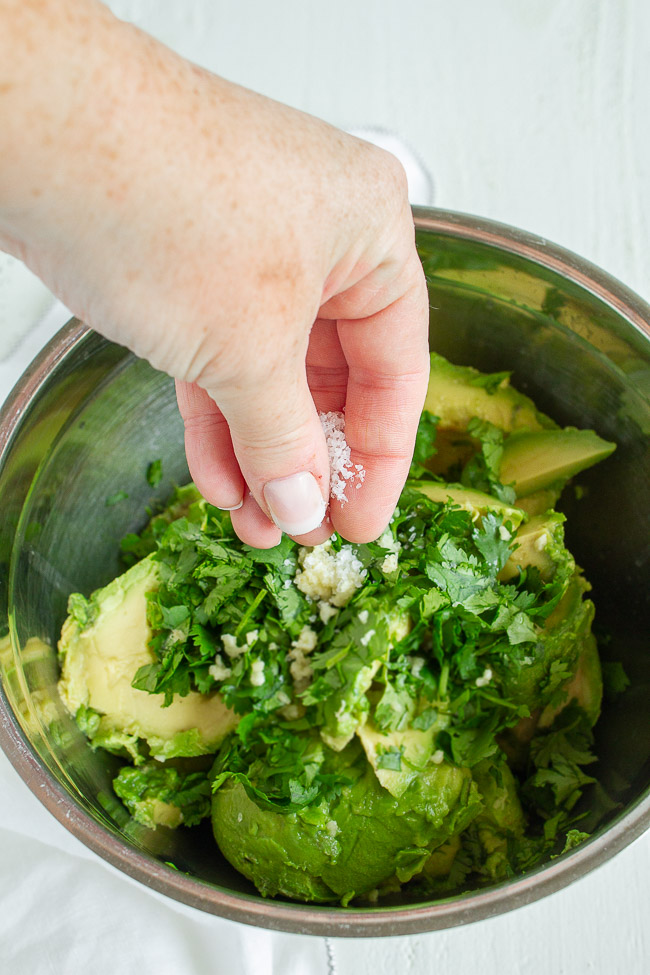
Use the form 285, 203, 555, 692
1, 1, 124, 249
0, 0, 346, 354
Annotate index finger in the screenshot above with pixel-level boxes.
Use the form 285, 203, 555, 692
330, 251, 430, 542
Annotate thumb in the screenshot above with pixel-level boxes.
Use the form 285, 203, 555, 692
214, 364, 331, 542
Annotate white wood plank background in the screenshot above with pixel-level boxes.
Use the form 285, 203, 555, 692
1, 2, 648, 972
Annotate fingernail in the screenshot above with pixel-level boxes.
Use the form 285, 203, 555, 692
216, 500, 243, 511
264, 472, 326, 536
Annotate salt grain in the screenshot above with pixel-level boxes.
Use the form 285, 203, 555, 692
319, 410, 365, 505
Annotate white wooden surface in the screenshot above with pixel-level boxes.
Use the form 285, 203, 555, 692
1, 1, 649, 972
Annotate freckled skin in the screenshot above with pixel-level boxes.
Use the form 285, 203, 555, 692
0, 0, 429, 549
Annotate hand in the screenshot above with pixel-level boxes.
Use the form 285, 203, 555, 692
0, 0, 429, 548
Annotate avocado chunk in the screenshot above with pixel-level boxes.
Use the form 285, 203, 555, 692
319, 659, 380, 752
500, 512, 568, 583
513, 485, 564, 518
58, 555, 237, 761
211, 745, 482, 902
421, 835, 462, 880
499, 428, 616, 497
425, 353, 555, 434
357, 719, 438, 798
408, 480, 526, 530
112, 763, 212, 829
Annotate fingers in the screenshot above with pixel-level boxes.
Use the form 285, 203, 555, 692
230, 489, 282, 549
177, 374, 333, 548
331, 254, 430, 543
177, 323, 344, 549
177, 371, 333, 547
305, 318, 348, 414
209, 339, 333, 544
178, 256, 428, 550
175, 381, 245, 510
177, 239, 427, 551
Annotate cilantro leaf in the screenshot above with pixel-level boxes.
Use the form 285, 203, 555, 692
523, 706, 597, 815
554, 829, 590, 857
376, 745, 404, 771
412, 707, 439, 731
468, 369, 511, 393
146, 459, 163, 487
461, 419, 516, 504
409, 410, 439, 479
374, 681, 414, 732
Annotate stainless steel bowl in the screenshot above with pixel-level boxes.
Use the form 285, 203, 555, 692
1, 209, 649, 936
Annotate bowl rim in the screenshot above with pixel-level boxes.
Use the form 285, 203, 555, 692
413, 206, 650, 343
1, 206, 649, 937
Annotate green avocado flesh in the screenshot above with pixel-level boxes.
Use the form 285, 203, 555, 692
425, 353, 556, 434
499, 429, 616, 497
58, 555, 237, 764
407, 480, 526, 529
55, 352, 617, 903
212, 745, 481, 902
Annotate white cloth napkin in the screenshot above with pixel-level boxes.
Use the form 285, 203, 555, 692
0, 746, 332, 975
2, 741, 650, 975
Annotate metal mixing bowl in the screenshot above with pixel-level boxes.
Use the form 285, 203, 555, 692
1, 209, 649, 936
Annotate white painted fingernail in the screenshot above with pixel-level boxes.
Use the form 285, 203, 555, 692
216, 500, 243, 511
264, 472, 326, 536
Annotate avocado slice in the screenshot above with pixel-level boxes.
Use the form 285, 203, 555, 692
112, 762, 212, 829
499, 428, 616, 497
425, 353, 555, 434
320, 659, 380, 751
408, 480, 527, 530
357, 719, 438, 798
57, 555, 238, 761
421, 835, 462, 880
513, 485, 563, 517
500, 512, 567, 583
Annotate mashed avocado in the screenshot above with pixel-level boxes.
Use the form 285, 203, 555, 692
56, 353, 617, 901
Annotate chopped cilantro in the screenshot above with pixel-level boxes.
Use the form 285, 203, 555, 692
113, 764, 211, 827
412, 707, 438, 730
146, 459, 163, 487
461, 419, 516, 504
556, 829, 591, 856
468, 369, 511, 394
409, 410, 440, 479
67, 592, 94, 628
522, 705, 597, 816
